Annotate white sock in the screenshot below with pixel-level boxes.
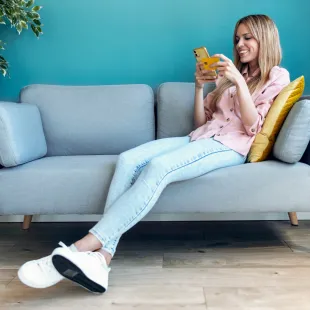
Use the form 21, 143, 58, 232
69, 243, 78, 252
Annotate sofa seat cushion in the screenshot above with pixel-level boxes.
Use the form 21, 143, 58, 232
152, 160, 310, 213
0, 155, 118, 215
1, 157, 310, 216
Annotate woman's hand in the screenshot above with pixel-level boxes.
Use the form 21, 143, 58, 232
194, 62, 217, 89
211, 54, 243, 85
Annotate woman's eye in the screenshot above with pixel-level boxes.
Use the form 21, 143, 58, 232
245, 37, 252, 40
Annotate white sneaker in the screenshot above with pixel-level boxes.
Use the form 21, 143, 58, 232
18, 242, 71, 289
51, 248, 111, 294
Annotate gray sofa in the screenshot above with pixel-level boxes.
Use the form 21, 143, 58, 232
0, 83, 310, 229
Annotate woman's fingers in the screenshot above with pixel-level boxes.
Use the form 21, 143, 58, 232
210, 61, 228, 69
212, 53, 231, 62
195, 62, 217, 85
196, 72, 216, 79
198, 76, 216, 81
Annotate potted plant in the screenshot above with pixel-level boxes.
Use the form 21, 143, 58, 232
0, 0, 43, 77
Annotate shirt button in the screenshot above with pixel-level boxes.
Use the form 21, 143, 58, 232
217, 133, 221, 136
230, 94, 233, 98
226, 118, 230, 122
220, 125, 223, 128
230, 108, 234, 112
251, 128, 255, 132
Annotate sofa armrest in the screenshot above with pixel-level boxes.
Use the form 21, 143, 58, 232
0, 102, 47, 167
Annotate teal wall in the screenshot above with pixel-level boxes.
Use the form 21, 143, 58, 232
0, 0, 309, 101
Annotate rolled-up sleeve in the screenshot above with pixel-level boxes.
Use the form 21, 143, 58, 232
244, 68, 290, 136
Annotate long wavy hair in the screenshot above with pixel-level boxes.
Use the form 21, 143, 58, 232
210, 15, 282, 110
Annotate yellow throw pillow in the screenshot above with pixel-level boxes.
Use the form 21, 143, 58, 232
247, 76, 305, 163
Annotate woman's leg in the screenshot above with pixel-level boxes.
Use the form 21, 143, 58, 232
89, 138, 246, 256
48, 138, 245, 294
74, 136, 191, 258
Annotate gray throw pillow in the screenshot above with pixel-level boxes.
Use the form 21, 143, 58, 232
0, 102, 47, 167
273, 99, 310, 163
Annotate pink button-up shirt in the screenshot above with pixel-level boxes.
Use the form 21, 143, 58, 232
189, 66, 290, 156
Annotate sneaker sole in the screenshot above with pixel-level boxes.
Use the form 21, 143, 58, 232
52, 254, 106, 294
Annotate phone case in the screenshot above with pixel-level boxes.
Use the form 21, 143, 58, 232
193, 47, 210, 63
193, 47, 219, 72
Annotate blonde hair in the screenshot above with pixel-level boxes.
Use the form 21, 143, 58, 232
210, 14, 282, 110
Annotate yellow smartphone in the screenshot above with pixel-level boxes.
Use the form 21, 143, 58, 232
193, 46, 219, 74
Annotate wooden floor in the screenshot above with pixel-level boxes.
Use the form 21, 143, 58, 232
1, 220, 310, 309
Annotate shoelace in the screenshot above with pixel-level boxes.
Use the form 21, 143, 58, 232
38, 241, 68, 273
37, 255, 56, 274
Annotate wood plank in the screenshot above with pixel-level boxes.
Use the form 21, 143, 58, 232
9, 267, 310, 288
0, 242, 57, 269
0, 306, 207, 310
108, 267, 310, 287
0, 283, 205, 307
0, 269, 16, 282
285, 239, 310, 253
112, 251, 163, 269
163, 251, 310, 268
117, 239, 289, 253
203, 287, 310, 308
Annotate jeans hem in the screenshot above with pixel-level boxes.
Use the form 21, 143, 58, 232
89, 228, 109, 247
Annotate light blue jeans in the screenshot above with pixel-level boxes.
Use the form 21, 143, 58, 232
89, 136, 246, 256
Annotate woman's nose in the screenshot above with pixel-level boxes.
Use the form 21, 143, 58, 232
237, 39, 244, 48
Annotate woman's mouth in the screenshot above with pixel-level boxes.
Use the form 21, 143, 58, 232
239, 50, 249, 57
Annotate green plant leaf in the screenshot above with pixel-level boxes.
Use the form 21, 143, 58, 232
16, 22, 22, 34
33, 18, 41, 25
31, 23, 40, 37
25, 0, 34, 8
32, 5, 42, 12
1, 68, 7, 77
30, 23, 36, 33
27, 11, 40, 19
21, 20, 28, 29
1, 0, 43, 77
31, 12, 40, 19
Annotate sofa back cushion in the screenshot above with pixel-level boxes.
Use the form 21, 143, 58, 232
273, 99, 310, 163
156, 82, 215, 139
20, 84, 155, 156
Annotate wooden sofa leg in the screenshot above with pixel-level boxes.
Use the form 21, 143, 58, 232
22, 215, 33, 230
288, 212, 298, 226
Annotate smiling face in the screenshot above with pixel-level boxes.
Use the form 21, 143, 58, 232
235, 23, 259, 69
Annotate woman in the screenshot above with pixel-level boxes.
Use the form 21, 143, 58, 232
18, 14, 290, 293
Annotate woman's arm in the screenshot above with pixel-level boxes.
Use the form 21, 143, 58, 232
235, 77, 259, 129
236, 68, 290, 136
210, 55, 290, 137
193, 87, 207, 129
194, 62, 216, 129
